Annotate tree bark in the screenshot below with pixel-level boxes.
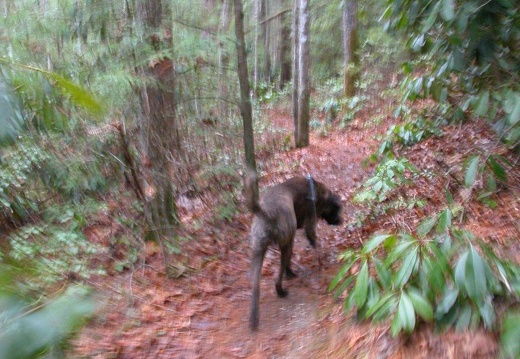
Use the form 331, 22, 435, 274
137, 0, 179, 245
233, 0, 258, 174
253, 0, 260, 92
292, 0, 300, 142
218, 0, 232, 117
292, 0, 310, 148
279, 6, 292, 89
342, 0, 359, 98
261, 0, 271, 83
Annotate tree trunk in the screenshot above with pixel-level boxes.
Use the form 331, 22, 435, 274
137, 0, 179, 245
253, 0, 260, 92
261, 0, 271, 83
292, 0, 310, 148
233, 0, 258, 175
218, 0, 232, 117
279, 7, 292, 89
342, 0, 359, 98
292, 0, 300, 142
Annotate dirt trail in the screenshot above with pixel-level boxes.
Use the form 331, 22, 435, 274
198, 124, 376, 358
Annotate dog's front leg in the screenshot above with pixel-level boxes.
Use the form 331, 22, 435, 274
304, 217, 317, 248
304, 218, 324, 267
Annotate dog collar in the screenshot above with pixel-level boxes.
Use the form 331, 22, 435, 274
306, 174, 316, 202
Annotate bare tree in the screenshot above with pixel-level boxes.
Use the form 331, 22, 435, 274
342, 0, 359, 98
261, 0, 271, 83
292, 0, 300, 143
218, 0, 233, 117
253, 0, 260, 91
292, 0, 310, 148
278, 1, 292, 88
233, 0, 258, 177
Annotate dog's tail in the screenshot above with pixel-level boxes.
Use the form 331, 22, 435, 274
244, 169, 269, 221
244, 169, 261, 214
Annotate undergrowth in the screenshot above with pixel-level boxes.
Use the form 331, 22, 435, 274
338, 87, 518, 354
332, 195, 520, 337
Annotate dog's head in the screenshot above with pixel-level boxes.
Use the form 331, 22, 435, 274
319, 192, 343, 225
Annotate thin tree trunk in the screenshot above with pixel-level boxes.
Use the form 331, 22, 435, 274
233, 0, 257, 174
342, 0, 359, 98
218, 0, 232, 117
297, 0, 310, 147
279, 5, 291, 88
292, 0, 310, 148
261, 0, 271, 83
292, 0, 300, 143
253, 0, 260, 92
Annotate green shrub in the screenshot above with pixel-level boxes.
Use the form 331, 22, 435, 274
0, 142, 48, 224
330, 216, 520, 337
354, 156, 418, 204
377, 116, 444, 156
0, 284, 94, 359
7, 204, 106, 292
501, 310, 520, 359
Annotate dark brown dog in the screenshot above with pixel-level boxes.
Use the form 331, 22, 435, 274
245, 172, 342, 330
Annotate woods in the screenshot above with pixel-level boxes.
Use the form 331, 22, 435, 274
0, 0, 519, 357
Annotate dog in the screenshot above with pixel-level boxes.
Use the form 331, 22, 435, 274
245, 171, 342, 330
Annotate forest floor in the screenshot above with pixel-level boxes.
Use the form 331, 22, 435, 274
73, 91, 519, 358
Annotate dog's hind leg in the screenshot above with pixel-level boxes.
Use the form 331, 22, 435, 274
250, 245, 267, 330
276, 240, 293, 297
285, 266, 297, 279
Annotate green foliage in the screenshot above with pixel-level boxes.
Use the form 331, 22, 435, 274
7, 203, 105, 291
464, 156, 480, 188
310, 0, 344, 80
0, 60, 104, 137
0, 131, 114, 227
330, 220, 520, 336
312, 77, 368, 129
319, 97, 340, 124
254, 82, 284, 105
0, 284, 94, 359
347, 1, 519, 338
340, 95, 367, 127
0, 78, 24, 144
39, 144, 109, 201
0, 57, 112, 226
383, 0, 520, 146
1, 135, 114, 294
460, 152, 510, 208
377, 116, 444, 156
501, 310, 520, 359
312, 78, 342, 126
361, 26, 408, 69
354, 156, 418, 204
0, 142, 48, 223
